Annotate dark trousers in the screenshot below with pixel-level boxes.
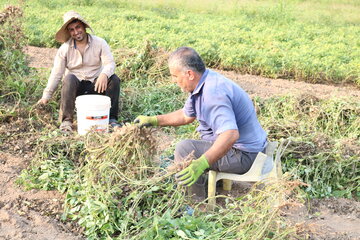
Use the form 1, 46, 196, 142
60, 74, 120, 122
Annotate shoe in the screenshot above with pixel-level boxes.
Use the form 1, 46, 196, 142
59, 120, 73, 133
183, 205, 195, 216
109, 119, 122, 128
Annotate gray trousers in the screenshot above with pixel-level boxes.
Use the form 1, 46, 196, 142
174, 139, 260, 195
175, 139, 259, 174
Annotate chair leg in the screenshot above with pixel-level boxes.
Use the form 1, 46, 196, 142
208, 170, 217, 210
264, 167, 284, 208
222, 179, 232, 191
276, 160, 283, 178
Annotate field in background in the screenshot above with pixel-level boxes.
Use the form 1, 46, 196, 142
1, 0, 360, 85
0, 2, 359, 239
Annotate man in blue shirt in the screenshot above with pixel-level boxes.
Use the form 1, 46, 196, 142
135, 47, 267, 200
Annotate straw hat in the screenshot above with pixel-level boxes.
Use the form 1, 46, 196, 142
55, 10, 94, 43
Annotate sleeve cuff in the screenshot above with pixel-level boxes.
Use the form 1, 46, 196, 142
42, 92, 52, 100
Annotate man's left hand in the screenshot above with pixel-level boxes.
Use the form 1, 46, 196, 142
175, 155, 210, 186
94, 73, 108, 93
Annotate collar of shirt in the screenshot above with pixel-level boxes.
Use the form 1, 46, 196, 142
191, 69, 209, 96
70, 34, 92, 49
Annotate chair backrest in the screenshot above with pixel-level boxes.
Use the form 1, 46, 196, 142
273, 139, 291, 174
266, 141, 278, 156
261, 141, 278, 175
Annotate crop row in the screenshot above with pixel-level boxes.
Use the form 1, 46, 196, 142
1, 0, 358, 85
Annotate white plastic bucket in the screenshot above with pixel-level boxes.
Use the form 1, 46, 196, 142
75, 95, 111, 135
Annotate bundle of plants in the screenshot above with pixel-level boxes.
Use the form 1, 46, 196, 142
256, 94, 359, 198
0, 92, 21, 122
82, 124, 160, 181
283, 137, 359, 199
0, 5, 29, 83
17, 133, 83, 192
115, 41, 170, 85
0, 4, 47, 124
0, 5, 31, 121
65, 170, 303, 239
257, 94, 359, 140
64, 124, 186, 238
27, 102, 60, 130
134, 176, 304, 240
16, 124, 305, 238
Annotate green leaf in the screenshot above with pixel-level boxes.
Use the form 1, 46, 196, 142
176, 230, 188, 239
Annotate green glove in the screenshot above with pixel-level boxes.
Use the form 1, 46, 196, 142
134, 115, 158, 127
175, 155, 210, 187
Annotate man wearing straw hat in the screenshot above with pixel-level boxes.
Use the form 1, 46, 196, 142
37, 10, 120, 132
135, 47, 267, 201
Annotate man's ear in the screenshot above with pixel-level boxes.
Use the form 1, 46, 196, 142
187, 70, 195, 81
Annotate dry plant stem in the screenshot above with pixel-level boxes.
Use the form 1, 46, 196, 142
28, 103, 57, 130
82, 124, 158, 184
1, 91, 21, 111
166, 151, 195, 173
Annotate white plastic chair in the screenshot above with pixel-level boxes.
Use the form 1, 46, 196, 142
207, 140, 288, 210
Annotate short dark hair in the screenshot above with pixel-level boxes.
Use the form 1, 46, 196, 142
67, 19, 84, 29
168, 47, 206, 74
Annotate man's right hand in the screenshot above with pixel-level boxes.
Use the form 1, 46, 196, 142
37, 98, 49, 105
134, 115, 158, 127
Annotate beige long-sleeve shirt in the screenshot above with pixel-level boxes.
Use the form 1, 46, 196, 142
42, 34, 115, 100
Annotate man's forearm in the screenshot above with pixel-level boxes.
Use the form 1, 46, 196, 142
204, 129, 239, 165
100, 63, 115, 79
100, 40, 116, 78
156, 109, 195, 126
42, 63, 64, 99
42, 75, 61, 100
43, 48, 66, 99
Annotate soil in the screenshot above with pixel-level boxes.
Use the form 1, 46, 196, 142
24, 46, 360, 100
0, 152, 82, 240
0, 46, 358, 239
287, 198, 360, 240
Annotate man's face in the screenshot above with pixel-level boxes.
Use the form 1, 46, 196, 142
67, 21, 86, 42
169, 65, 194, 93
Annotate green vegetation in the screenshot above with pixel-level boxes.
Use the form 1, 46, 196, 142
2, 0, 360, 85
0, 6, 28, 80
0, 6, 27, 120
1, 1, 359, 239
17, 126, 301, 239
256, 95, 360, 198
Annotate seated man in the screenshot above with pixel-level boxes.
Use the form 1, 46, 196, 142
135, 47, 267, 200
37, 10, 120, 131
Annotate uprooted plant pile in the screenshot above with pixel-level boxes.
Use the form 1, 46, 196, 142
18, 124, 303, 239
0, 5, 46, 125
0, 5, 26, 78
0, 5, 27, 121
256, 94, 359, 199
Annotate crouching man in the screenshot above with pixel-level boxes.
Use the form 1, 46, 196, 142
38, 10, 120, 132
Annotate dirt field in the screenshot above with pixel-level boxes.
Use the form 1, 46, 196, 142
0, 46, 359, 239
